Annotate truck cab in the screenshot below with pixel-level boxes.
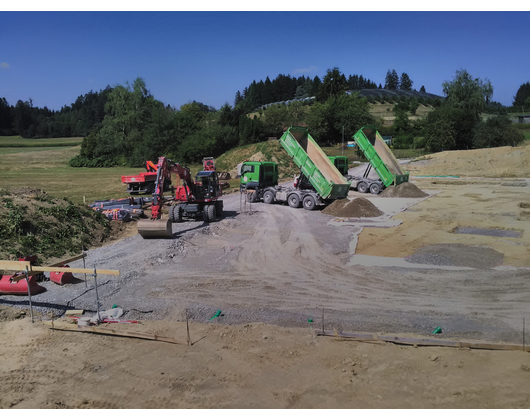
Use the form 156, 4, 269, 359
240, 161, 278, 192
328, 156, 349, 177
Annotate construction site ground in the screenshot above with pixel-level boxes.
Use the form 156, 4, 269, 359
2, 148, 530, 409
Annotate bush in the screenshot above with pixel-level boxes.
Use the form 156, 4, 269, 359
413, 136, 427, 148
69, 155, 117, 167
393, 133, 415, 149
473, 115, 525, 148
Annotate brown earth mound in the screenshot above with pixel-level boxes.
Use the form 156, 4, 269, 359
380, 182, 428, 198
322, 197, 384, 218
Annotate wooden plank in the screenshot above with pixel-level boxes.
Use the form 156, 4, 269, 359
0, 260, 120, 277
0, 261, 33, 270
44, 321, 187, 345
317, 330, 530, 352
32, 266, 120, 276
65, 310, 84, 316
10, 254, 88, 281
50, 253, 87, 266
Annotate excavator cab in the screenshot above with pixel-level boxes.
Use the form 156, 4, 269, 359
194, 171, 221, 199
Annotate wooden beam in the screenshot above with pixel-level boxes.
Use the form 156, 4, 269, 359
0, 261, 33, 270
45, 321, 188, 345
28, 266, 119, 276
10, 254, 88, 281
0, 260, 119, 277
316, 330, 530, 352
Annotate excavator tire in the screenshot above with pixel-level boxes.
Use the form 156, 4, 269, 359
137, 219, 173, 239
207, 204, 216, 222
203, 206, 210, 223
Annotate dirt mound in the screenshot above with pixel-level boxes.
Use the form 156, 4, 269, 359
322, 197, 384, 218
0, 187, 112, 265
403, 145, 530, 177
0, 305, 26, 322
381, 182, 428, 198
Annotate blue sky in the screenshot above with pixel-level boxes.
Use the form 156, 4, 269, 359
1, 10, 529, 111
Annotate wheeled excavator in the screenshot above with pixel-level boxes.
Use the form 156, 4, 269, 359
137, 157, 224, 239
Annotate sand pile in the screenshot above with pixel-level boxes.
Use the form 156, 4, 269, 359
380, 182, 428, 198
322, 197, 384, 218
403, 145, 530, 177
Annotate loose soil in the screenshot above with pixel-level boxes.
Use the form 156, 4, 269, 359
1, 146, 530, 408
380, 182, 429, 198
404, 144, 530, 178
322, 197, 384, 218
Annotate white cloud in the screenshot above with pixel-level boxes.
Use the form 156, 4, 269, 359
0, 63, 9, 69
292, 66, 318, 75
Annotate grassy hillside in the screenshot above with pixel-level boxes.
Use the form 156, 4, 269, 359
0, 136, 83, 148
215, 140, 298, 180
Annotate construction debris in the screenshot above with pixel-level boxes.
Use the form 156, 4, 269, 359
90, 197, 146, 221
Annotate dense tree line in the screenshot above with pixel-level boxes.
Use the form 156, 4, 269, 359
0, 87, 112, 137
2, 67, 527, 168
235, 69, 378, 112
390, 70, 524, 152
70, 73, 376, 167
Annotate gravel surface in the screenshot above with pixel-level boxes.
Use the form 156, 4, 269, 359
454, 227, 523, 238
1, 189, 528, 343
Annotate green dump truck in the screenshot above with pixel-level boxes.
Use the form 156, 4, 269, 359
240, 126, 350, 210
349, 127, 409, 194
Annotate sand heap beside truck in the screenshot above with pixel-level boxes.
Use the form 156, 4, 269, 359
240, 126, 350, 210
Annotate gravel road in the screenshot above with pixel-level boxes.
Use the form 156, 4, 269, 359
2, 188, 529, 343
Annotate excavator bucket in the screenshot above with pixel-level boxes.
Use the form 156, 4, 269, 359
137, 219, 173, 239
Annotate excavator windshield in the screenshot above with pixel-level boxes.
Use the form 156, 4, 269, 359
195, 171, 220, 199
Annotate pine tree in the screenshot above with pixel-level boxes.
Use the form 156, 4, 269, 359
400, 73, 413, 90
513, 82, 530, 107
384, 70, 399, 89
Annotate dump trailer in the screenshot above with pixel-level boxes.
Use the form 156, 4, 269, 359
241, 126, 350, 210
350, 127, 409, 194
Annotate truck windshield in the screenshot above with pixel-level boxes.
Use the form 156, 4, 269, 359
241, 165, 254, 174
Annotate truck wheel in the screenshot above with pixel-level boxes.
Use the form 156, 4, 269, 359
288, 194, 301, 208
369, 183, 381, 195
263, 190, 275, 204
302, 195, 316, 210
203, 205, 210, 223
207, 203, 216, 222
357, 182, 368, 194
169, 206, 175, 222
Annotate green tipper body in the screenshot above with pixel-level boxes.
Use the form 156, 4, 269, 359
352, 127, 409, 188
279, 126, 350, 199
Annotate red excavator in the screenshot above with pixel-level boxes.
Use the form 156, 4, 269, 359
137, 157, 223, 239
